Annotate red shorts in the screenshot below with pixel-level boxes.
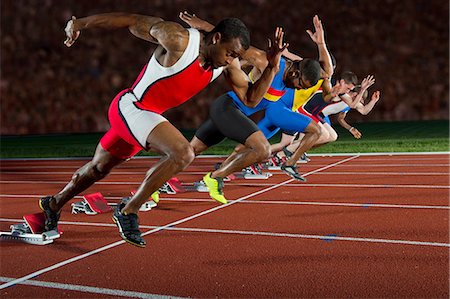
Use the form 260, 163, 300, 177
100, 89, 167, 159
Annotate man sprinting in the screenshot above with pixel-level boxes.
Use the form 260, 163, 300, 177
40, 12, 287, 247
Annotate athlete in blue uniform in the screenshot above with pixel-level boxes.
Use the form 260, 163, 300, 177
181, 12, 333, 201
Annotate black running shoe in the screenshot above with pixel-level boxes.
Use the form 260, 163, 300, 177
281, 164, 307, 182
39, 196, 60, 231
112, 199, 146, 248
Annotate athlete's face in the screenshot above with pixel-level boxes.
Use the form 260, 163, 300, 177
285, 71, 312, 90
209, 36, 246, 68
338, 79, 355, 94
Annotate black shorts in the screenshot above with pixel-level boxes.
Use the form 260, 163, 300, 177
281, 130, 297, 136
195, 93, 260, 147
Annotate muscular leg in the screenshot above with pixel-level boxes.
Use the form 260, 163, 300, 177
122, 121, 195, 214
51, 143, 126, 212
285, 121, 320, 166
212, 131, 270, 178
270, 133, 296, 154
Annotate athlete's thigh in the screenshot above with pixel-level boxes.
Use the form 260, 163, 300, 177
146, 121, 190, 154
195, 118, 226, 148
210, 94, 259, 144
267, 104, 312, 133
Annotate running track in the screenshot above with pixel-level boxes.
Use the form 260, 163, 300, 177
0, 153, 449, 298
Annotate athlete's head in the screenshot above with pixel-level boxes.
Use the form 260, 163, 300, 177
204, 18, 250, 68
337, 71, 358, 94
284, 58, 321, 90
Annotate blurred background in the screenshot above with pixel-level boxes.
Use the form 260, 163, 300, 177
1, 0, 448, 135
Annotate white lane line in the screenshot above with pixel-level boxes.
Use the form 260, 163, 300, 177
1, 218, 448, 248
0, 277, 184, 299
1, 163, 449, 170
0, 155, 359, 290
1, 171, 448, 176
1, 181, 448, 189
0, 195, 448, 210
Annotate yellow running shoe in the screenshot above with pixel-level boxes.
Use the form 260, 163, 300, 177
202, 172, 227, 204
151, 191, 160, 203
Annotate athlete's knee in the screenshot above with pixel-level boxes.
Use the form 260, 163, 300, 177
329, 130, 338, 142
253, 140, 271, 162
169, 143, 195, 169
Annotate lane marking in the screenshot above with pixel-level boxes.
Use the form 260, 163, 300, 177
1, 181, 448, 188
1, 171, 448, 176
0, 196, 448, 209
0, 155, 359, 290
0, 277, 184, 299
1, 219, 448, 248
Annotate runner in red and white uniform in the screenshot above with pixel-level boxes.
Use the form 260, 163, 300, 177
39, 12, 287, 247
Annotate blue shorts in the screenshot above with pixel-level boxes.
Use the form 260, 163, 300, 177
257, 102, 313, 139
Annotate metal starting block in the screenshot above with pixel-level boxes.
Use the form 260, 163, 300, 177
225, 168, 272, 181
129, 190, 158, 211
0, 212, 61, 245
71, 192, 112, 215
72, 192, 157, 214
158, 178, 208, 194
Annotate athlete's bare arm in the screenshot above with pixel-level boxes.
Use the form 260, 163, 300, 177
64, 13, 189, 63
355, 90, 381, 115
336, 112, 362, 139
306, 15, 333, 79
224, 27, 287, 107
341, 75, 375, 108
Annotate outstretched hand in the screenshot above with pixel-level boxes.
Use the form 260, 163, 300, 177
64, 16, 80, 47
179, 11, 211, 31
266, 27, 289, 70
361, 75, 376, 90
306, 15, 325, 45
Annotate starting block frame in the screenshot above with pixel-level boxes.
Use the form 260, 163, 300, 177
71, 192, 157, 215
159, 178, 208, 194
0, 212, 61, 245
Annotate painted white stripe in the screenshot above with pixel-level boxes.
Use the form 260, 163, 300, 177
0, 155, 359, 290
2, 163, 449, 170
1, 151, 448, 161
1, 171, 448, 176
1, 218, 448, 248
0, 277, 184, 298
1, 181, 448, 189
0, 196, 448, 209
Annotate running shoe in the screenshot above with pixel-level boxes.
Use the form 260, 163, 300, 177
300, 152, 311, 162
202, 172, 227, 204
39, 196, 60, 231
280, 164, 307, 182
112, 199, 146, 248
150, 191, 160, 203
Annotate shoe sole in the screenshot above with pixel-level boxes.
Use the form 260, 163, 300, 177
282, 170, 307, 182
112, 215, 146, 248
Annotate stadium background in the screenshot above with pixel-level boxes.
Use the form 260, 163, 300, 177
1, 0, 448, 135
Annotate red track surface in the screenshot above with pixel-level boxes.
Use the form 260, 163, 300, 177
1, 153, 449, 298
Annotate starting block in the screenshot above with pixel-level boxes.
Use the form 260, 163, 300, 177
0, 212, 61, 245
158, 177, 185, 194
71, 192, 112, 215
158, 177, 208, 194
129, 190, 158, 211
72, 191, 157, 215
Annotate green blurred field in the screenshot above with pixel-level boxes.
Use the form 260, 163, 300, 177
1, 121, 448, 158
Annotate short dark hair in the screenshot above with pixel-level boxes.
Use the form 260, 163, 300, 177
209, 18, 250, 50
341, 71, 358, 85
299, 58, 321, 86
